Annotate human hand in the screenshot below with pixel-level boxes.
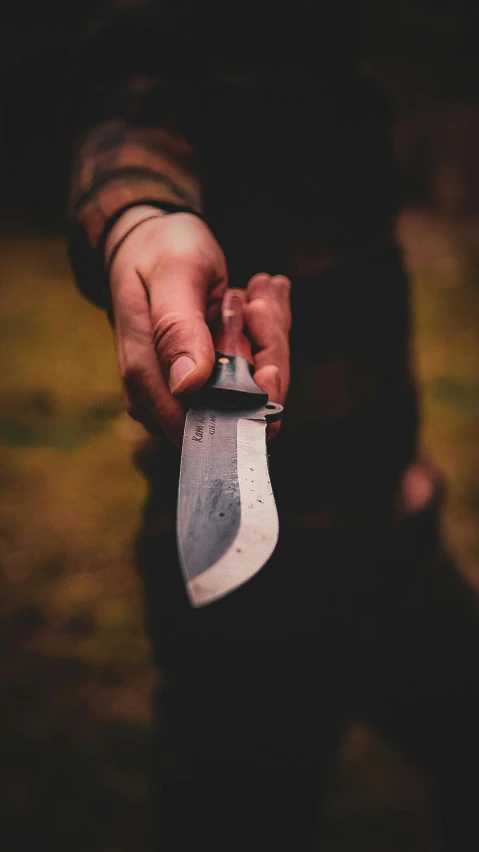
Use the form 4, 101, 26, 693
106, 205, 291, 447
242, 272, 291, 438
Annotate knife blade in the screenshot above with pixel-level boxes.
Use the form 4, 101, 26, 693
177, 288, 283, 607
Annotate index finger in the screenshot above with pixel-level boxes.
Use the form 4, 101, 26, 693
244, 273, 291, 405
245, 272, 292, 346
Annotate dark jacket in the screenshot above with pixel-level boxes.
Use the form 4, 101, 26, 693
6, 1, 417, 519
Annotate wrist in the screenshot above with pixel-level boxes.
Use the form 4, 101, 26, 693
104, 205, 168, 270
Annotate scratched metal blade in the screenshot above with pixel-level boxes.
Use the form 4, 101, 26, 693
177, 407, 279, 607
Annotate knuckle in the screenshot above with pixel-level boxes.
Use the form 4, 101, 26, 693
120, 362, 146, 391
246, 295, 268, 313
271, 274, 291, 291
246, 297, 292, 333
251, 272, 271, 285
124, 396, 143, 423
246, 273, 270, 298
151, 311, 191, 358
120, 364, 156, 427
123, 379, 157, 430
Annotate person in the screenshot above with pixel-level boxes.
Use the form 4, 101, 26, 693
53, 0, 479, 848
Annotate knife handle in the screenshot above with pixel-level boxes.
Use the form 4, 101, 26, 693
204, 289, 268, 407
213, 289, 253, 363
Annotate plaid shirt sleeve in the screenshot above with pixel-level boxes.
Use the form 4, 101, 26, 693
66, 3, 206, 308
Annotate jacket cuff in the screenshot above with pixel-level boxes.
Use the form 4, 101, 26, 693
66, 117, 203, 307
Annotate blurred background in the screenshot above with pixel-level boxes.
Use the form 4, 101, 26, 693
0, 1, 478, 850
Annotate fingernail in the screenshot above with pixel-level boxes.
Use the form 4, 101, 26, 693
169, 356, 196, 393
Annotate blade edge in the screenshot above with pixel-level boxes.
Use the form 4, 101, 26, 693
187, 416, 279, 607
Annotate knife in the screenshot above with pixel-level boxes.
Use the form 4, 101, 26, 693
177, 288, 283, 607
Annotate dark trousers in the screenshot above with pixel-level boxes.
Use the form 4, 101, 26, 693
135, 449, 479, 852
132, 72, 477, 849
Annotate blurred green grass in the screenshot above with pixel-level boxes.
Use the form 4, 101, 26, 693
0, 235, 153, 852
400, 211, 479, 591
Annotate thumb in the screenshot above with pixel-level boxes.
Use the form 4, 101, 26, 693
146, 258, 218, 395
